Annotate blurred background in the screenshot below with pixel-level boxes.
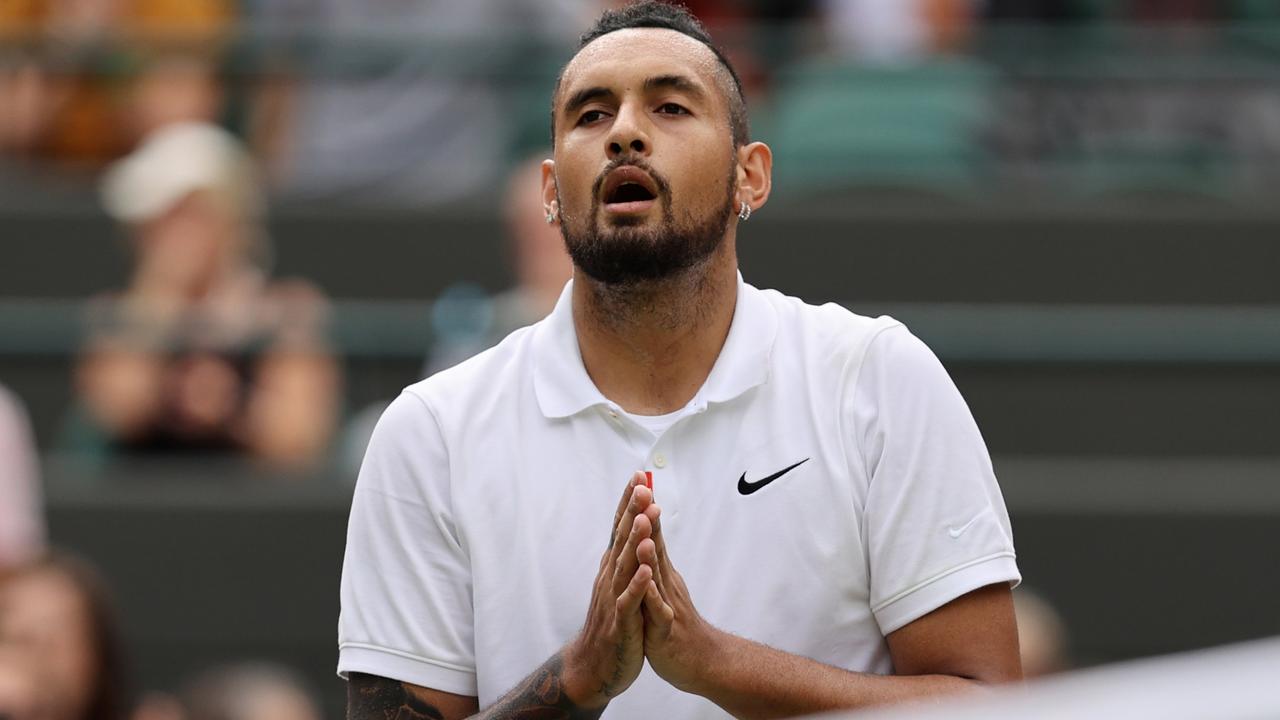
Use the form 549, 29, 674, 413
2, 0, 1279, 718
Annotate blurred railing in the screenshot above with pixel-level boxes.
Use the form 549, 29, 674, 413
4, 298, 1280, 363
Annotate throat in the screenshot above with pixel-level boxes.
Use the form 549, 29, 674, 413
573, 258, 737, 415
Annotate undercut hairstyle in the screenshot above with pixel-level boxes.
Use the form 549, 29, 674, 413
552, 1, 750, 147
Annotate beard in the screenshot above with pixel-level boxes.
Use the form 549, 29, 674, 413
559, 157, 736, 286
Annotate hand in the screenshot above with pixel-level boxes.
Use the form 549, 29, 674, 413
562, 472, 663, 708
638, 508, 722, 694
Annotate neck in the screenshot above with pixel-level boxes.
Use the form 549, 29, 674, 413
572, 240, 738, 415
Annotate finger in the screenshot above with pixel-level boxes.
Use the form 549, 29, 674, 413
642, 580, 675, 632
611, 472, 647, 531
638, 534, 672, 602
635, 503, 660, 568
608, 482, 647, 557
643, 506, 672, 599
612, 511, 652, 596
636, 536, 662, 591
616, 563, 652, 620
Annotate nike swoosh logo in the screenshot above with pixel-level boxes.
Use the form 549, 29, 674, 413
948, 511, 988, 539
738, 458, 810, 496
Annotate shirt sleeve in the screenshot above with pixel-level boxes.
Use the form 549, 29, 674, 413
852, 323, 1020, 635
337, 390, 477, 695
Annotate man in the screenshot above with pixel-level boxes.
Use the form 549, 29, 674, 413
338, 3, 1022, 718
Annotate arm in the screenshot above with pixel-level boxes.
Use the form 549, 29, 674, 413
0, 388, 44, 565
347, 653, 591, 720
638, 516, 1020, 719
347, 473, 665, 720
650, 583, 1019, 720
243, 281, 339, 466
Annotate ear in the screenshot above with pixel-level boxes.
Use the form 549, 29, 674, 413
734, 141, 773, 215
541, 159, 559, 224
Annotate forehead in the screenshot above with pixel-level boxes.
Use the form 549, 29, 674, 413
559, 28, 723, 101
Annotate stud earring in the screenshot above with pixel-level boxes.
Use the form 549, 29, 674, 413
545, 202, 557, 224
738, 201, 751, 221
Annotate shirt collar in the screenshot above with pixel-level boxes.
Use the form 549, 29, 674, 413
532, 272, 778, 419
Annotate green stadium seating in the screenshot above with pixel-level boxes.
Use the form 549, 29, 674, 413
767, 57, 994, 199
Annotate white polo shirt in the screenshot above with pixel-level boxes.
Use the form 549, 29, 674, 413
338, 275, 1020, 718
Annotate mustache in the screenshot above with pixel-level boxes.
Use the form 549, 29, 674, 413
591, 155, 671, 201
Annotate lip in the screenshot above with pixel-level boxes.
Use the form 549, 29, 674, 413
603, 198, 657, 215
600, 166, 660, 215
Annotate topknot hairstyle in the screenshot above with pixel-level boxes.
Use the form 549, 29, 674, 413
554, 1, 750, 147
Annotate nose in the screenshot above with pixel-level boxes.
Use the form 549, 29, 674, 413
606, 102, 651, 159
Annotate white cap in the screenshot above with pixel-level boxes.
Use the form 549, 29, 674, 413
102, 121, 262, 223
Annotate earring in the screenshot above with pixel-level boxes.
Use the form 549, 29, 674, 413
545, 202, 557, 224
738, 201, 751, 221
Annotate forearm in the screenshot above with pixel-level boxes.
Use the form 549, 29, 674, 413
693, 629, 983, 720
469, 650, 606, 720
348, 650, 608, 720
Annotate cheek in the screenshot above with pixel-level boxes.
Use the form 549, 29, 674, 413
557, 169, 596, 213
555, 136, 607, 207
668, 149, 734, 209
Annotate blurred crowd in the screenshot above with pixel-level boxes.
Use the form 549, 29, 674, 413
0, 2, 1256, 714
0, 549, 326, 720
4, 0, 1271, 471
3, 0, 1275, 192
0, 544, 1069, 720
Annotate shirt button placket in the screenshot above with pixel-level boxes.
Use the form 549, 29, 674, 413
649, 445, 678, 518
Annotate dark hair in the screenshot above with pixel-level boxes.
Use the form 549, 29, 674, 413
0, 551, 134, 720
553, 1, 750, 147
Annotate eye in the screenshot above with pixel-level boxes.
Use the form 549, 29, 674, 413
656, 103, 690, 116
576, 110, 609, 126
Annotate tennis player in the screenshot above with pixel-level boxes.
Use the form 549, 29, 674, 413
340, 3, 1022, 718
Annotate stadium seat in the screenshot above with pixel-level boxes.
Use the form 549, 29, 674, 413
766, 57, 994, 199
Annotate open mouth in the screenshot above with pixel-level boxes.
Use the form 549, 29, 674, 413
601, 166, 660, 214
608, 182, 656, 204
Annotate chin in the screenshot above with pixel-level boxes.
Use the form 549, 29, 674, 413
604, 214, 648, 228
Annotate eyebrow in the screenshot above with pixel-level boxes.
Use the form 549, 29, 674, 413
561, 73, 710, 118
562, 86, 616, 118
642, 73, 708, 103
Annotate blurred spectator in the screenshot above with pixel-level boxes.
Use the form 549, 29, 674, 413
595, 0, 814, 98
423, 153, 573, 375
821, 0, 979, 63
0, 384, 44, 570
1127, 0, 1224, 22
250, 0, 591, 206
0, 0, 235, 171
0, 551, 133, 720
129, 693, 185, 720
982, 0, 1099, 22
178, 662, 321, 720
983, 0, 1226, 22
1014, 587, 1071, 678
71, 122, 339, 469
340, 153, 574, 475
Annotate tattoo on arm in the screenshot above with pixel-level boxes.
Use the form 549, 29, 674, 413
348, 672, 446, 719
347, 653, 604, 720
485, 652, 605, 720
